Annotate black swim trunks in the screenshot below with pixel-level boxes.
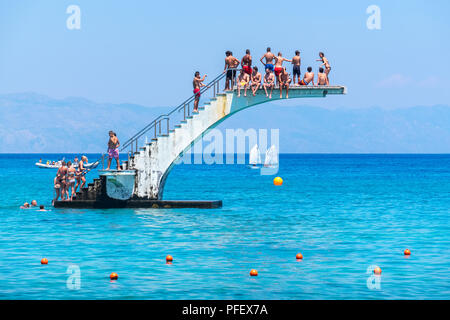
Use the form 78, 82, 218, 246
226, 69, 236, 81
293, 65, 301, 77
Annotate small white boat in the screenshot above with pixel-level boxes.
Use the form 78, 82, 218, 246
35, 161, 97, 169
264, 145, 278, 168
249, 144, 262, 168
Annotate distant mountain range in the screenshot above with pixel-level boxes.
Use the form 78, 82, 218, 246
1, 92, 450, 153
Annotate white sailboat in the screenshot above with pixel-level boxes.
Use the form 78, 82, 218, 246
264, 145, 278, 168
249, 144, 262, 168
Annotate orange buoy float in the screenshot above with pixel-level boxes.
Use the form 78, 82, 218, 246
296, 253, 303, 260
273, 177, 283, 186
250, 269, 258, 276
41, 258, 48, 265
404, 249, 411, 256
166, 255, 173, 263
110, 272, 118, 280
373, 267, 382, 275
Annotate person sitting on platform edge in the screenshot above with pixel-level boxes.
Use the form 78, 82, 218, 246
316, 67, 329, 86
106, 131, 121, 171
299, 66, 315, 86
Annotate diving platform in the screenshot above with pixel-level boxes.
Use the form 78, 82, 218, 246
54, 199, 222, 209
58, 70, 345, 209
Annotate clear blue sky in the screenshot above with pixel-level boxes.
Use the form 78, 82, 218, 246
1, 0, 449, 109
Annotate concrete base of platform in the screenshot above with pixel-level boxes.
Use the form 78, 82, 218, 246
53, 199, 222, 209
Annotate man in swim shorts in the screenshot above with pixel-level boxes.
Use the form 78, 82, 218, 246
274, 52, 291, 85
237, 69, 250, 97
241, 49, 252, 75
250, 66, 262, 96
278, 67, 292, 99
299, 66, 315, 86
292, 50, 301, 85
224, 51, 239, 90
193, 71, 207, 113
260, 47, 275, 72
106, 131, 121, 170
316, 67, 329, 86
263, 68, 275, 99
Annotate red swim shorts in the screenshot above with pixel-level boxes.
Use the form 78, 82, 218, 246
193, 88, 201, 98
274, 67, 283, 76
243, 65, 252, 75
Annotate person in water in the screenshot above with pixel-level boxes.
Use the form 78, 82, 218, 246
39, 205, 47, 212
193, 71, 207, 113
250, 66, 262, 96
299, 66, 315, 86
66, 161, 77, 200
241, 49, 252, 76
237, 69, 250, 97
274, 52, 291, 85
278, 67, 292, 99
20, 202, 30, 209
316, 52, 331, 82
316, 67, 329, 86
263, 68, 275, 99
106, 131, 121, 171
224, 51, 239, 91
291, 50, 301, 85
260, 47, 275, 72
31, 200, 38, 207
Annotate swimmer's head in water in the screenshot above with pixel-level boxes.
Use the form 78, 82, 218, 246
31, 200, 37, 206
40, 205, 44, 210
307, 66, 312, 72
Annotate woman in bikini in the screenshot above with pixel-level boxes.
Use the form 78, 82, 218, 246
66, 161, 77, 201
317, 52, 331, 82
75, 156, 87, 193
54, 161, 67, 202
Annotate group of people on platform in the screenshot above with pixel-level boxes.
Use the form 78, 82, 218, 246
52, 155, 88, 203
192, 48, 331, 109
51, 131, 121, 204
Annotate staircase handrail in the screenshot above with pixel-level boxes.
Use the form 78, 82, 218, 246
120, 68, 238, 152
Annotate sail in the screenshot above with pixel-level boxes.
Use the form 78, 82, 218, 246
249, 145, 261, 165
264, 145, 278, 167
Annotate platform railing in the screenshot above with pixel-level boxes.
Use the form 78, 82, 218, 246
120, 68, 239, 154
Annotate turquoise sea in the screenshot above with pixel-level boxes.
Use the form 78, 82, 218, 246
0, 154, 449, 299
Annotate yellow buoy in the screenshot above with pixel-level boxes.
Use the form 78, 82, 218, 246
273, 177, 283, 186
